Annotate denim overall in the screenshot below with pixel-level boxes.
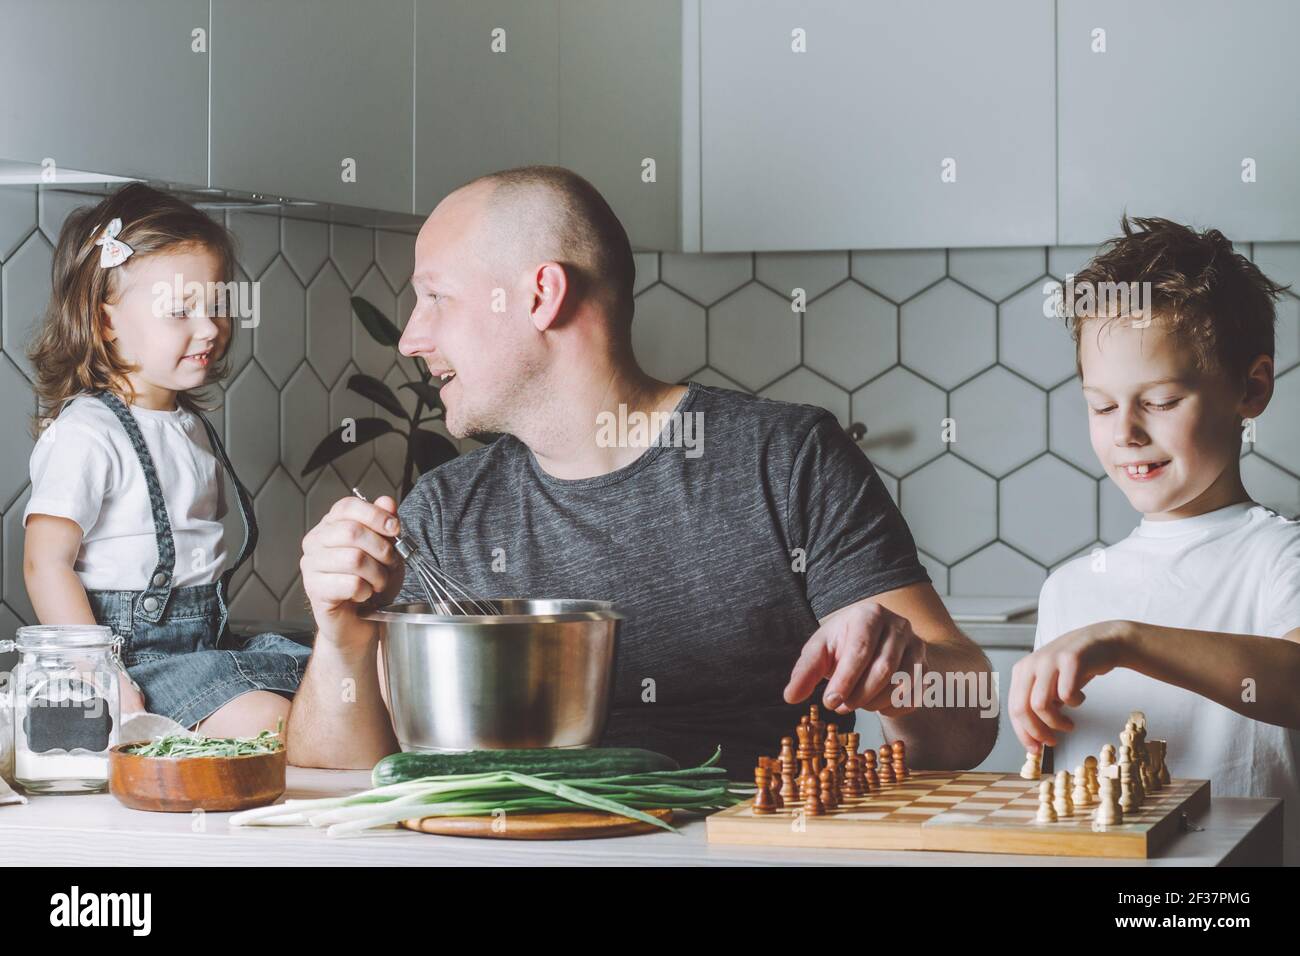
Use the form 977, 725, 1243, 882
83, 391, 312, 730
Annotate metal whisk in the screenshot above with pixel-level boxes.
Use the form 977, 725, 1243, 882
351, 489, 501, 616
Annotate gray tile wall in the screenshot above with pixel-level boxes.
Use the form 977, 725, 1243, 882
629, 242, 1300, 597
2, 184, 1299, 653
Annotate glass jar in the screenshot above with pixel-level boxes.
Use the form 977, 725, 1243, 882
0, 625, 122, 794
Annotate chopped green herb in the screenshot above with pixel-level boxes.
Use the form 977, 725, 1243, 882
124, 725, 284, 758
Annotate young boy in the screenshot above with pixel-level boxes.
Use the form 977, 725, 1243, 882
1010, 216, 1300, 864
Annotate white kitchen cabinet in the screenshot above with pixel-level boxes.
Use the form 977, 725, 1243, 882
1058, 0, 1300, 244
559, 0, 686, 251
0, 0, 209, 185
209, 0, 414, 214
699, 0, 1056, 252
414, 0, 560, 214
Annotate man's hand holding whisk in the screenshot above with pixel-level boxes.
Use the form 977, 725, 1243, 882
300, 495, 405, 635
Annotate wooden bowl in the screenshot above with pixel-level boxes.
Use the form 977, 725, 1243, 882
108, 742, 286, 812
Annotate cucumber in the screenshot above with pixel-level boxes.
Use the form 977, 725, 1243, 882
371, 747, 679, 787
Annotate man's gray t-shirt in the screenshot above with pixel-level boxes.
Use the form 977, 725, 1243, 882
394, 382, 929, 775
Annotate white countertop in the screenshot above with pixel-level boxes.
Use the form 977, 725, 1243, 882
0, 765, 1282, 866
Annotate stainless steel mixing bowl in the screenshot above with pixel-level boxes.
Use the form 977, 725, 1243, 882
363, 599, 624, 752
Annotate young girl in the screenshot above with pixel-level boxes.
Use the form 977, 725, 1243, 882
22, 182, 310, 736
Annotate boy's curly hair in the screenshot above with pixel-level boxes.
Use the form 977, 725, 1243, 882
1068, 215, 1289, 381
26, 182, 238, 437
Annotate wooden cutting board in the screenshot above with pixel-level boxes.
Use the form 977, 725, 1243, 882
400, 807, 673, 840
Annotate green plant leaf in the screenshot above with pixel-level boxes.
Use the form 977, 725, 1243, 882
410, 428, 459, 474
350, 296, 402, 347
301, 418, 397, 476
347, 373, 408, 419
399, 380, 443, 410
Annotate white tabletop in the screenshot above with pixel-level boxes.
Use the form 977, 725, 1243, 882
0, 765, 1282, 866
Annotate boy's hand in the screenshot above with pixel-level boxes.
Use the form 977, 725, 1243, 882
1009, 620, 1132, 751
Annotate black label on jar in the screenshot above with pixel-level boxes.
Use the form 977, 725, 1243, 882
23, 677, 113, 753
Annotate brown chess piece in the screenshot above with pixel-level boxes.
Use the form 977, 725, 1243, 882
801, 772, 824, 816
795, 724, 815, 790
845, 732, 864, 794
878, 744, 896, 784
809, 705, 825, 760
819, 767, 837, 810
823, 723, 841, 795
863, 749, 879, 791
753, 765, 776, 814
779, 737, 798, 804
892, 739, 908, 780
844, 750, 863, 797
761, 757, 783, 809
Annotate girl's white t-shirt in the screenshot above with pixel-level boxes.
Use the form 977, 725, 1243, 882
1035, 500, 1300, 864
23, 394, 229, 590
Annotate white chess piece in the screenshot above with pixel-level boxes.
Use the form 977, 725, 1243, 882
1093, 764, 1122, 827
1054, 770, 1074, 817
1072, 764, 1090, 807
1036, 778, 1057, 823
1020, 748, 1042, 780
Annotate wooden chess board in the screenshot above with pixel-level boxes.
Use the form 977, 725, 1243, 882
706, 771, 1210, 858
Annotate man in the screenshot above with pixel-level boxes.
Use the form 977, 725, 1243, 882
289, 165, 996, 775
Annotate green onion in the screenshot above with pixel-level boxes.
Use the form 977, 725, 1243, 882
229, 746, 745, 837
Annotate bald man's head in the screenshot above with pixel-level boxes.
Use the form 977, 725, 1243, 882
458, 166, 636, 330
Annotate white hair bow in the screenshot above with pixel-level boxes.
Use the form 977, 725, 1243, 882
95, 218, 134, 268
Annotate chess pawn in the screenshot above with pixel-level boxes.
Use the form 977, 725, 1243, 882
802, 772, 824, 816
892, 739, 908, 780
779, 737, 799, 804
764, 757, 784, 810
844, 751, 863, 797
1098, 744, 1116, 781
1084, 754, 1099, 799
753, 765, 777, 814
1036, 779, 1057, 823
1072, 764, 1090, 807
845, 733, 864, 794
1020, 748, 1042, 780
862, 749, 879, 791
819, 767, 837, 810
877, 746, 895, 784
1053, 770, 1074, 817
1093, 769, 1122, 827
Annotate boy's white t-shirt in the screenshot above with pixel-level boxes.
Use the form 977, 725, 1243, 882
23, 394, 229, 590
1035, 500, 1300, 864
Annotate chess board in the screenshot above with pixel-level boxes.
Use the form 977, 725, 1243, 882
706, 771, 1210, 858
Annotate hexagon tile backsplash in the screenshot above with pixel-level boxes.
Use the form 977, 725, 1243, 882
2, 185, 1299, 642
